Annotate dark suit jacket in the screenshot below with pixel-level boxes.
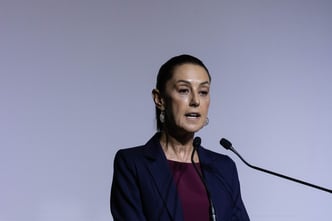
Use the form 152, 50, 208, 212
111, 133, 250, 221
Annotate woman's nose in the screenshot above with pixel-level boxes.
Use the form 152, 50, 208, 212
190, 92, 200, 107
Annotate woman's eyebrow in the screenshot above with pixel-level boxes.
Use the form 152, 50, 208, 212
175, 80, 210, 85
200, 81, 210, 86
175, 80, 190, 85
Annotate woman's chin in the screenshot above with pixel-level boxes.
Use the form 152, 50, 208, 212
181, 124, 204, 134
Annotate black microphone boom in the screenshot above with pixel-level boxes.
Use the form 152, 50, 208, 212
192, 137, 217, 221
220, 138, 332, 194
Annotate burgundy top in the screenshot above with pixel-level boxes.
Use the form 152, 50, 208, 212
168, 160, 209, 221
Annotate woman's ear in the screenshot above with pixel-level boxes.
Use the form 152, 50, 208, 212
152, 89, 165, 110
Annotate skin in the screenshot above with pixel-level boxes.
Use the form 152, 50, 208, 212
152, 63, 211, 163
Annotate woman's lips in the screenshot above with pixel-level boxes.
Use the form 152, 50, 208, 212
185, 112, 201, 118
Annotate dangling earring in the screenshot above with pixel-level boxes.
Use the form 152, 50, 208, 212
159, 111, 165, 123
204, 117, 209, 126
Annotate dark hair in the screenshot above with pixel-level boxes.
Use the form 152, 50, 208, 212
155, 54, 211, 131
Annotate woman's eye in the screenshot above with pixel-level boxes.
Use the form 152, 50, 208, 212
178, 88, 189, 94
200, 90, 209, 96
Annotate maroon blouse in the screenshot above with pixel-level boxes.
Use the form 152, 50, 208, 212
168, 160, 209, 221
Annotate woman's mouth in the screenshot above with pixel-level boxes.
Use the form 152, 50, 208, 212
185, 112, 201, 118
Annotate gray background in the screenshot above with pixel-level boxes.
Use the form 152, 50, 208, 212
1, 0, 331, 220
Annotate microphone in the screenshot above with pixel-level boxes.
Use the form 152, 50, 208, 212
191, 137, 217, 221
220, 138, 332, 194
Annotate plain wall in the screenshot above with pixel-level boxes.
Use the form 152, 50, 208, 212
1, 0, 331, 220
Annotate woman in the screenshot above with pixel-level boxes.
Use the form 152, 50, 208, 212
111, 54, 250, 221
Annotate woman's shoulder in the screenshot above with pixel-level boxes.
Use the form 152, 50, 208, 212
199, 146, 236, 168
118, 144, 144, 151
114, 133, 161, 160
116, 144, 147, 157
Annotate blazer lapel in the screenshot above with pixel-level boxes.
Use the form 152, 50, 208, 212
197, 146, 235, 220
143, 134, 184, 221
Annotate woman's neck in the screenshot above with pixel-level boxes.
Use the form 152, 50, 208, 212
159, 131, 199, 163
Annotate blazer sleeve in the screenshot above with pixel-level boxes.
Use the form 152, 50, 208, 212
110, 150, 147, 221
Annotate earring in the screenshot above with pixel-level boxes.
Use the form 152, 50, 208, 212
159, 111, 165, 123
204, 117, 209, 126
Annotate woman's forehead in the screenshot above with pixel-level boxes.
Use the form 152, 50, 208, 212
171, 64, 210, 82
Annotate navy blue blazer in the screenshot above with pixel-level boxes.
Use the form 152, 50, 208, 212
111, 133, 250, 221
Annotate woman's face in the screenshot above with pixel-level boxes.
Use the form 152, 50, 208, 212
164, 63, 210, 134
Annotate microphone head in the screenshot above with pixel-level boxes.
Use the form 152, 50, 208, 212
220, 138, 232, 150
193, 136, 201, 148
